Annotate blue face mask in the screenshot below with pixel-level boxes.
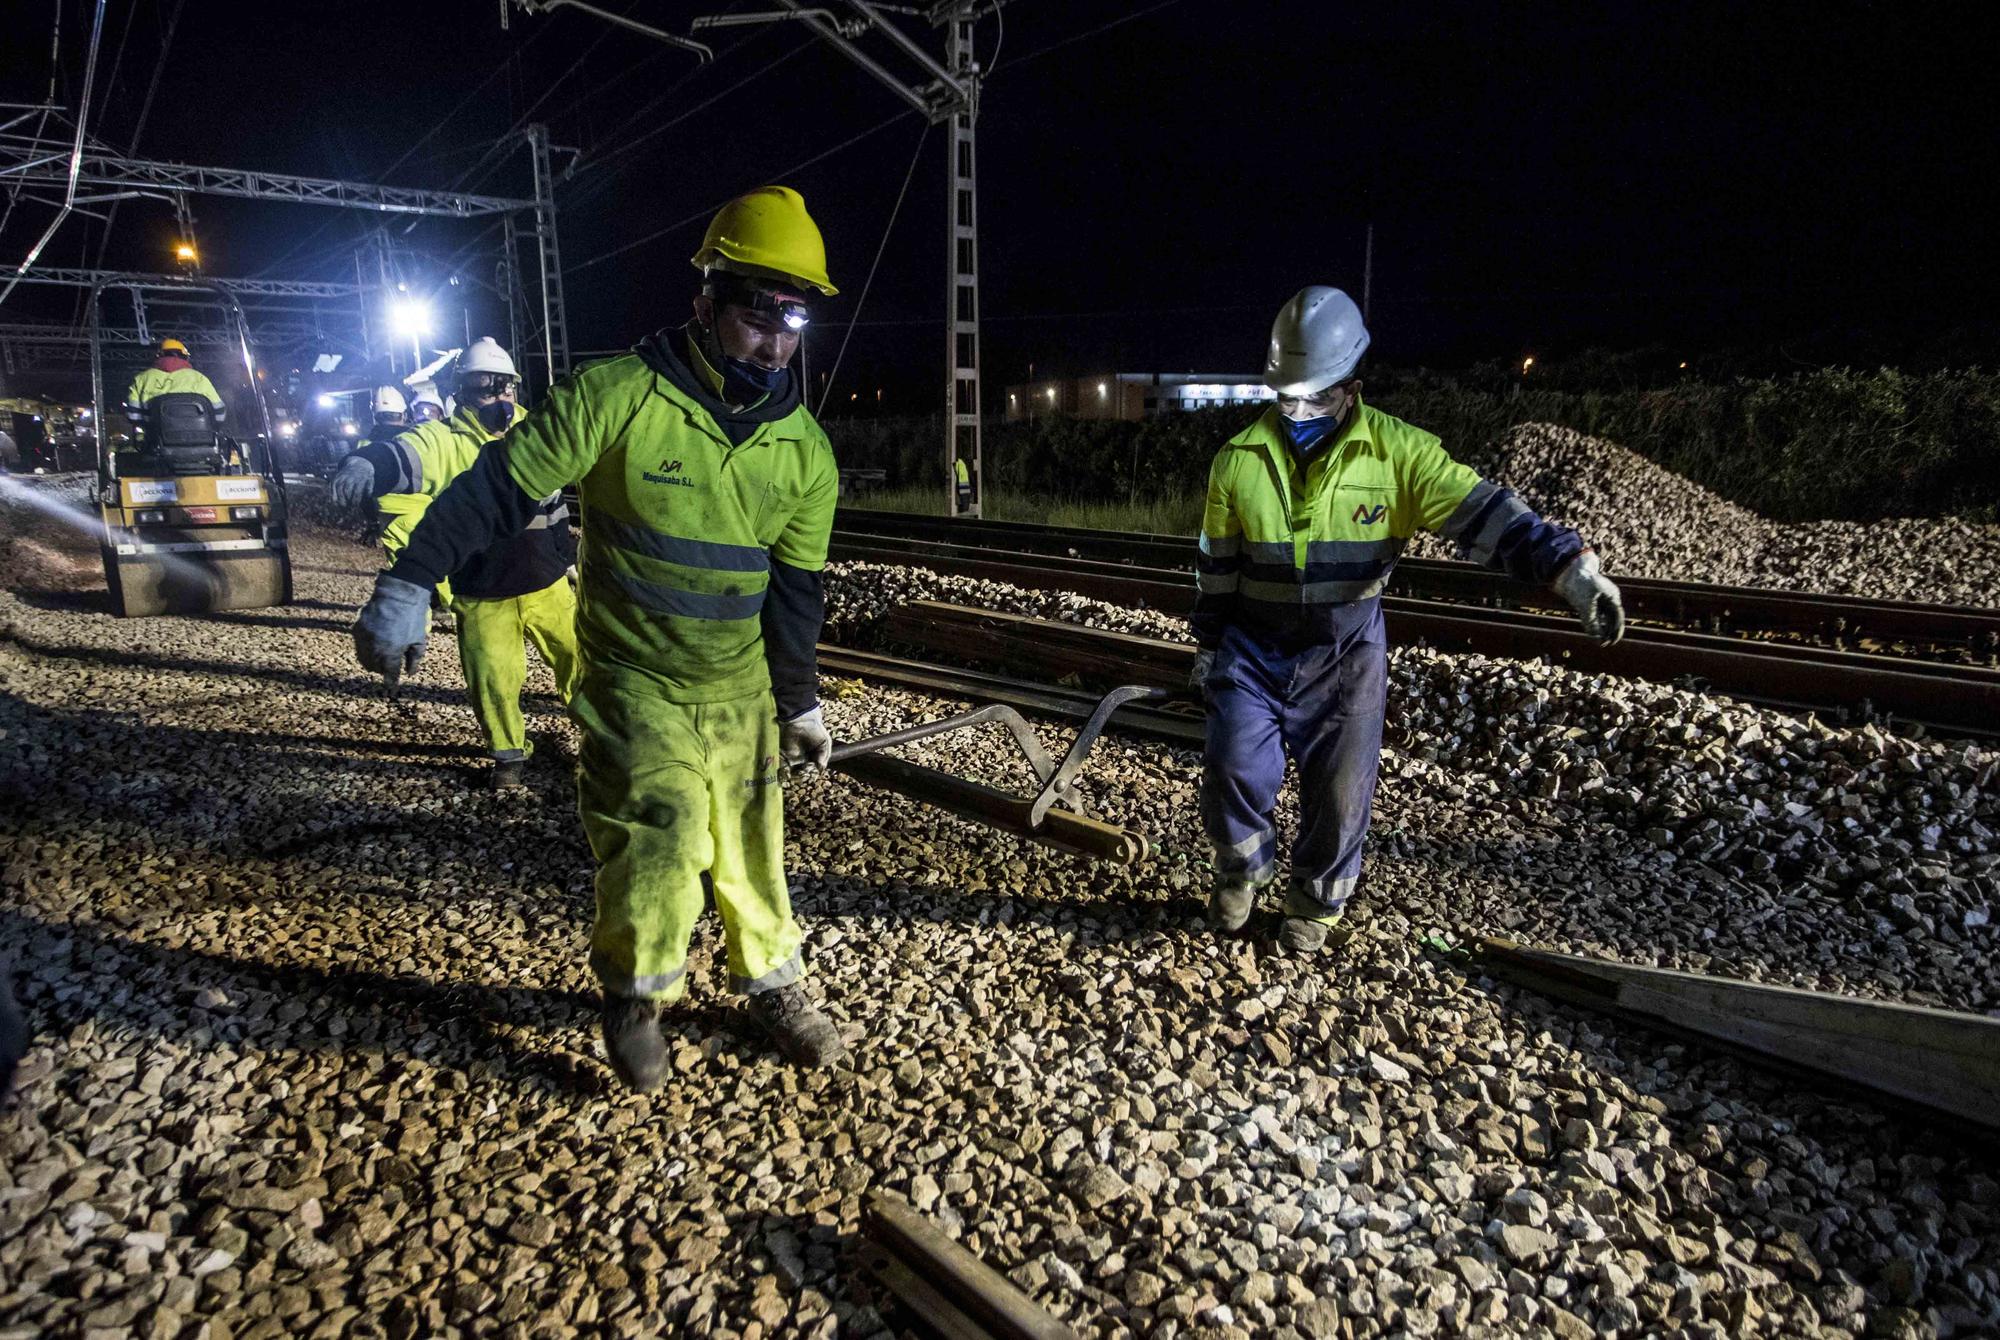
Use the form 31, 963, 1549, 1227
1281, 414, 1339, 454
475, 400, 514, 434
722, 355, 786, 403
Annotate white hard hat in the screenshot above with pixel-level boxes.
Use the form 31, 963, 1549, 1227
1265, 286, 1370, 395
372, 385, 408, 415
458, 337, 518, 379
410, 383, 444, 409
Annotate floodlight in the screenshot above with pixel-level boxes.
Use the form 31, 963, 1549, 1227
389, 298, 433, 340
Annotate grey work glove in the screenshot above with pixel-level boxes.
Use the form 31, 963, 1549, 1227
1189, 648, 1216, 693
330, 455, 377, 514
779, 704, 834, 773
1553, 550, 1625, 645
354, 574, 431, 686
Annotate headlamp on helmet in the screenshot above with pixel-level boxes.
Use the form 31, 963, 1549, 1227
704, 269, 812, 333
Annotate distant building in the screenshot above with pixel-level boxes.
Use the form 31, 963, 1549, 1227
1002, 373, 1274, 423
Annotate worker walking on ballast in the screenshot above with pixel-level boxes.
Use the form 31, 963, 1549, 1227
334, 341, 580, 788
1192, 287, 1625, 952
350, 187, 845, 1086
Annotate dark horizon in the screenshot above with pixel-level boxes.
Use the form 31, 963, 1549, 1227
5, 1, 1998, 408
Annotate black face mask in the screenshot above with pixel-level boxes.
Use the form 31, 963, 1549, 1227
474, 400, 514, 433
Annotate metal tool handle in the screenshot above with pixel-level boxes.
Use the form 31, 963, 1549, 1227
1027, 685, 1189, 826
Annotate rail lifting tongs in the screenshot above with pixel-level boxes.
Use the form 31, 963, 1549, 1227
817, 684, 1193, 867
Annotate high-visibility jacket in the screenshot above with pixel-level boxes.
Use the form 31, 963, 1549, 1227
387, 331, 837, 709
1193, 400, 1578, 646
125, 363, 223, 408
364, 404, 571, 600
954, 458, 970, 487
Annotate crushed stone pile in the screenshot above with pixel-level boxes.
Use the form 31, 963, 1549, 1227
1406, 423, 2000, 608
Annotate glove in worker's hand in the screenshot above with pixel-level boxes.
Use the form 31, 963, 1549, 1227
1189, 648, 1216, 694
779, 704, 834, 773
330, 455, 377, 514
1553, 550, 1625, 645
354, 574, 431, 682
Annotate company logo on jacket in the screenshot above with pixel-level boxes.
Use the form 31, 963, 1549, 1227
1351, 502, 1388, 525
643, 457, 695, 488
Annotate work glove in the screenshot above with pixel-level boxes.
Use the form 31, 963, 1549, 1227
1553, 550, 1625, 645
330, 455, 376, 514
353, 574, 431, 687
1189, 648, 1216, 693
779, 705, 834, 774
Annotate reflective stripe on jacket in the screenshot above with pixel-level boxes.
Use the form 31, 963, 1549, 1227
498, 353, 838, 703
1193, 399, 1577, 646
381, 404, 572, 599
125, 365, 223, 407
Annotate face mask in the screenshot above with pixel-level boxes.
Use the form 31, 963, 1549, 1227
475, 400, 514, 433
1281, 414, 1340, 454
721, 355, 786, 403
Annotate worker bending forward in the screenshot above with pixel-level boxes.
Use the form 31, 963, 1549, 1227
335, 341, 579, 788
1193, 287, 1626, 952
352, 187, 845, 1086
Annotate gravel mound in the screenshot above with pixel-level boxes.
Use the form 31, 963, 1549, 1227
1405, 422, 2000, 608
2, 485, 1995, 1338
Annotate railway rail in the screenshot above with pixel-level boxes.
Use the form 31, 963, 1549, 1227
827, 521, 2000, 740
835, 508, 2000, 659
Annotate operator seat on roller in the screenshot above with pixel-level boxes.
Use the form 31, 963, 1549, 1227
128, 391, 228, 476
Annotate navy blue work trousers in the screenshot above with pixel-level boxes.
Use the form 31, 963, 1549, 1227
1199, 622, 1387, 921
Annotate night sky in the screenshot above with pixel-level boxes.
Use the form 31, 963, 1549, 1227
6, 1, 1999, 407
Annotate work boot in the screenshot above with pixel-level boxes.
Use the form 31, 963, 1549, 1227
1206, 881, 1257, 933
1277, 914, 1340, 954
746, 984, 847, 1068
490, 760, 527, 790
601, 994, 669, 1091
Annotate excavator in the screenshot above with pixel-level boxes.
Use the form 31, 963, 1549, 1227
88, 281, 293, 617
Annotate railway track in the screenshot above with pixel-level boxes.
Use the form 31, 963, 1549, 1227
828, 514, 2000, 740
835, 508, 2000, 660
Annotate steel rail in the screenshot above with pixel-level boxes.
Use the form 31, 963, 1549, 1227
833, 510, 2000, 652
864, 598, 2000, 741
1463, 938, 2000, 1135
862, 1191, 1080, 1340
817, 644, 1204, 746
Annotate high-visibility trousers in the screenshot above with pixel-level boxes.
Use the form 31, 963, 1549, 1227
377, 497, 452, 606
452, 577, 581, 762
1199, 625, 1387, 923
571, 678, 802, 1003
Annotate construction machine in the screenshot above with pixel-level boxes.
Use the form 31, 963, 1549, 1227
88, 281, 293, 617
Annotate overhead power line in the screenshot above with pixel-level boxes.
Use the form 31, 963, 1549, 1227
818, 121, 929, 415
569, 108, 918, 273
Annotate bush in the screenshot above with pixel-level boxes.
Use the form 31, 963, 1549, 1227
822, 367, 2000, 524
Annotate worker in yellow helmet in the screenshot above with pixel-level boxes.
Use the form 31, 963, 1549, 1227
124, 338, 224, 411
351, 187, 846, 1088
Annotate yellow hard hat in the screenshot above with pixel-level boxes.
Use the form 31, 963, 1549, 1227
691, 186, 838, 296
160, 338, 189, 356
